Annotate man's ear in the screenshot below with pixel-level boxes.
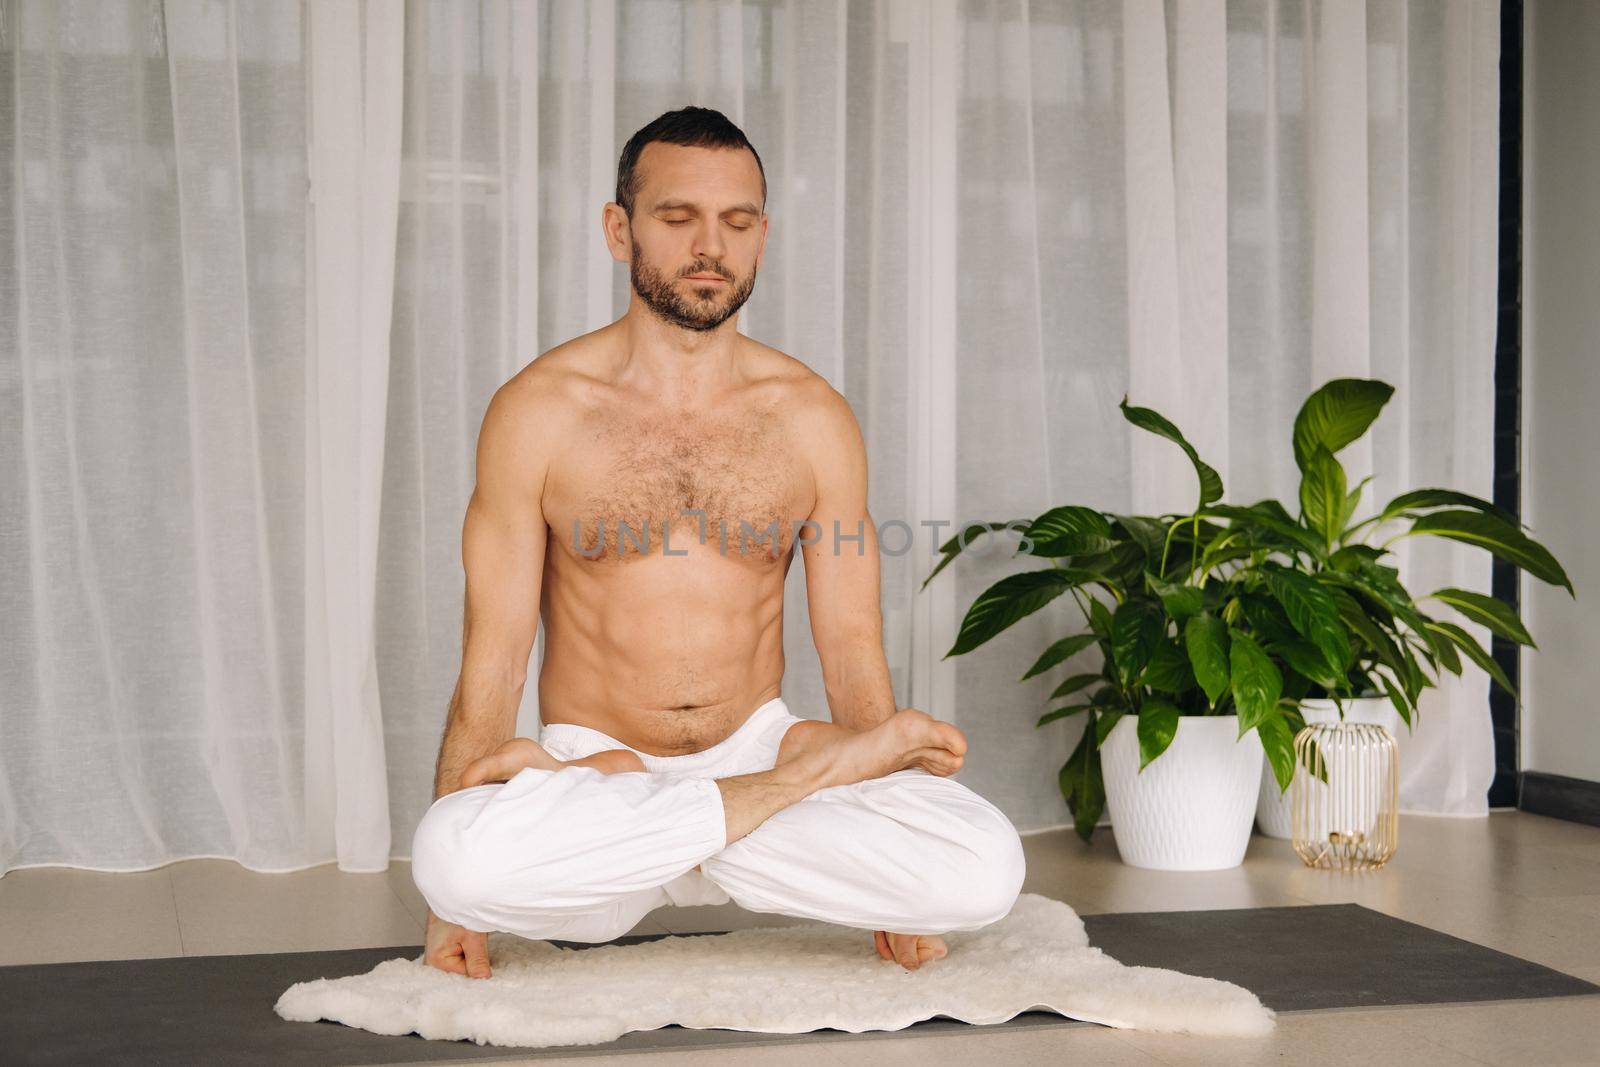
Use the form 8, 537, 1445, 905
602, 202, 630, 263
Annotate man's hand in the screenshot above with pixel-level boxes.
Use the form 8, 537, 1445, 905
424, 909, 493, 979
460, 737, 559, 788
874, 929, 948, 971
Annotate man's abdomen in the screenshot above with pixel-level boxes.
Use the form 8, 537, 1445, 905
536, 542, 788, 755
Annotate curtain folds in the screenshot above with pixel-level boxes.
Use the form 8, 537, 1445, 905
305, 0, 404, 871
0, 0, 1502, 877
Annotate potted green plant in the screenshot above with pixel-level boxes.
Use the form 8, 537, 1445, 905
1223, 379, 1575, 836
922, 396, 1277, 869
925, 378, 1573, 868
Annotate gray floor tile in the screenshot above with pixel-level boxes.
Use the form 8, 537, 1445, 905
0, 866, 183, 965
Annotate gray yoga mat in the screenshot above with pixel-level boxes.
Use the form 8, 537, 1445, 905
1, 902, 1595, 1065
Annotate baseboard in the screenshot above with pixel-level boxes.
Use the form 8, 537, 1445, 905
1519, 771, 1600, 828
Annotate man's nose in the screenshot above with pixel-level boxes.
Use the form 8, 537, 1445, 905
691, 218, 726, 262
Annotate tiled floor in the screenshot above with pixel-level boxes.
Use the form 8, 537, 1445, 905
3, 811, 1598, 1065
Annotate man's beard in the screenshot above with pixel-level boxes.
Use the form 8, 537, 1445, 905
629, 238, 757, 332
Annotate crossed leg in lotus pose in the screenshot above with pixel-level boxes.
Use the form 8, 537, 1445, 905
457, 719, 950, 970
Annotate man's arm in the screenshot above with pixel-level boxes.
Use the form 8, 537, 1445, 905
432, 382, 549, 800
799, 384, 897, 733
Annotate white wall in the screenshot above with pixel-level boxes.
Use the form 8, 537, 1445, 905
1522, 0, 1600, 783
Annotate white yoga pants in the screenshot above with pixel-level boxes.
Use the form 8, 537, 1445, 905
410, 697, 1027, 944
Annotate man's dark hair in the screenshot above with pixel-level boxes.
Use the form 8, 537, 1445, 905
615, 106, 767, 219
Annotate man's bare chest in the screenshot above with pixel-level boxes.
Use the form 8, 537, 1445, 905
546, 409, 812, 564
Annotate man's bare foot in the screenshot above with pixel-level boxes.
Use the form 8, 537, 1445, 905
774, 718, 959, 967
774, 719, 846, 767
874, 930, 948, 971
796, 708, 968, 789
459, 738, 646, 788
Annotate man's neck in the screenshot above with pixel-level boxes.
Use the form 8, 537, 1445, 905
609, 308, 744, 406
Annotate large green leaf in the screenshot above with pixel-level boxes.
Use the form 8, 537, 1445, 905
1292, 378, 1394, 471
1425, 588, 1536, 648
1037, 704, 1091, 727
1228, 628, 1283, 735
1241, 591, 1302, 646
1201, 503, 1327, 557
1087, 595, 1115, 640
1401, 633, 1442, 685
1095, 709, 1126, 745
1327, 565, 1450, 678
1376, 488, 1525, 531
1111, 598, 1166, 686
1356, 566, 1501, 695
1059, 541, 1145, 592
1137, 698, 1181, 771
1049, 672, 1102, 700
1330, 582, 1427, 701
1353, 557, 1406, 595
1256, 708, 1298, 793
1269, 637, 1343, 690
1089, 685, 1123, 709
946, 569, 1096, 657
1198, 534, 1256, 575
1020, 632, 1100, 681
1254, 498, 1299, 524
1415, 614, 1462, 675
922, 521, 1016, 590
1185, 614, 1231, 706
1118, 395, 1224, 508
1405, 510, 1574, 595
1145, 572, 1204, 622
1329, 544, 1386, 572
1375, 670, 1416, 731
1110, 514, 1168, 564
1283, 668, 1316, 704
1060, 720, 1105, 842
1328, 585, 1383, 641
1143, 638, 1197, 693
1263, 565, 1350, 676
1300, 443, 1349, 547
1338, 475, 1374, 533
1024, 506, 1118, 559
1427, 620, 1520, 700
1356, 570, 1448, 670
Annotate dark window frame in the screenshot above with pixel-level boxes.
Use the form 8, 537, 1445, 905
1489, 0, 1523, 808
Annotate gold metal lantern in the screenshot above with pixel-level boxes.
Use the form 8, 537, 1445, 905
1291, 721, 1399, 870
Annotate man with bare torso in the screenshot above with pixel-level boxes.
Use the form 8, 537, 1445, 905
410, 107, 1025, 981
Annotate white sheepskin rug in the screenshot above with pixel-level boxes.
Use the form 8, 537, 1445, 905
274, 892, 1276, 1049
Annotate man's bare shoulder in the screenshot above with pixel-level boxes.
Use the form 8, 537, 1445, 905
491, 338, 609, 436
473, 340, 614, 512
741, 339, 856, 435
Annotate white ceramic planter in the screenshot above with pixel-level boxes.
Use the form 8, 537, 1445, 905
1255, 696, 1395, 839
1101, 713, 1264, 870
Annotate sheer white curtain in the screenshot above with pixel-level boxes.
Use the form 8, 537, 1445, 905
2, 0, 320, 874
950, 0, 1500, 824
0, 0, 1501, 877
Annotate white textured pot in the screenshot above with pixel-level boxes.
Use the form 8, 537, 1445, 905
1255, 696, 1394, 839
1101, 713, 1264, 870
